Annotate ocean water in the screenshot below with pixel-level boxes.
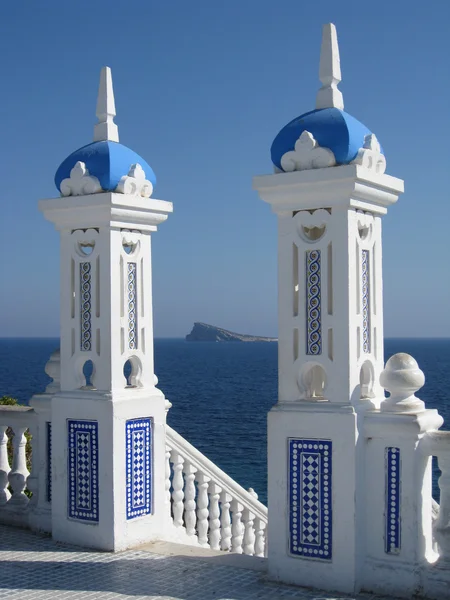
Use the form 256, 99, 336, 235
0, 337, 449, 504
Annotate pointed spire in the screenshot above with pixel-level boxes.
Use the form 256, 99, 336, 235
315, 23, 344, 111
94, 67, 119, 142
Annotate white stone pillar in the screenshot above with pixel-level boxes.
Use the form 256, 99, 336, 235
39, 192, 172, 551
254, 165, 403, 594
362, 354, 444, 598
27, 349, 59, 533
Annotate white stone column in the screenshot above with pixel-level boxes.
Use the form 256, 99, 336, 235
39, 192, 172, 551
254, 165, 403, 594
362, 354, 443, 598
27, 351, 57, 533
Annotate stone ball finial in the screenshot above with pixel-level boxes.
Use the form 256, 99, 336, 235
380, 353, 425, 413
44, 349, 61, 394
248, 488, 258, 500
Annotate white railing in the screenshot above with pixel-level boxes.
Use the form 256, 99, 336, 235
422, 430, 450, 566
0, 406, 37, 526
166, 425, 268, 557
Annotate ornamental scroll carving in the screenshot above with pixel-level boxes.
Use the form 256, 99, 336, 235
351, 134, 386, 174
116, 163, 153, 198
60, 162, 102, 197
281, 131, 336, 172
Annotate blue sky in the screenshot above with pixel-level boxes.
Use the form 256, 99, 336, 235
0, 0, 449, 338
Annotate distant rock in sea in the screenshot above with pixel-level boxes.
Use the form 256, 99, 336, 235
186, 322, 277, 342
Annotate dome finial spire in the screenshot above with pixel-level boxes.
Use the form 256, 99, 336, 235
315, 23, 344, 111
94, 66, 119, 143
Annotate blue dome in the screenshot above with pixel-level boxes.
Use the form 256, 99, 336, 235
54, 140, 156, 193
271, 108, 383, 171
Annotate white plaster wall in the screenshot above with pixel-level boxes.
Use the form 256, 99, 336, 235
362, 411, 442, 598
254, 166, 405, 596
267, 404, 358, 594
27, 394, 52, 533
51, 390, 168, 551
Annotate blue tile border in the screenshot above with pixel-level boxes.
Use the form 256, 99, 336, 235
289, 438, 332, 560
46, 422, 52, 503
80, 262, 92, 351
306, 250, 321, 355
68, 420, 99, 522
362, 250, 371, 353
127, 262, 138, 350
126, 418, 152, 519
385, 447, 401, 554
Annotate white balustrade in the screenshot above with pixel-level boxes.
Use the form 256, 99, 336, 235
231, 499, 244, 554
171, 450, 185, 528
422, 430, 450, 566
183, 462, 197, 537
0, 425, 11, 505
254, 517, 266, 557
196, 472, 210, 547
8, 426, 30, 507
0, 406, 37, 527
220, 491, 232, 551
208, 482, 221, 550
165, 446, 171, 518
166, 425, 268, 557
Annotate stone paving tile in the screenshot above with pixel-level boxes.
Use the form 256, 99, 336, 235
0, 525, 392, 600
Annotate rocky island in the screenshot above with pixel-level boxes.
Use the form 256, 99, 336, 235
186, 322, 277, 342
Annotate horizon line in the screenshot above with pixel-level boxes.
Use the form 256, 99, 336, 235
1, 336, 450, 341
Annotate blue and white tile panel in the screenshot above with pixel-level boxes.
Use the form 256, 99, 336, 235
306, 250, 321, 355
127, 262, 138, 350
385, 447, 401, 554
68, 420, 99, 522
80, 262, 92, 351
289, 438, 332, 560
46, 422, 52, 503
362, 250, 371, 354
126, 418, 152, 519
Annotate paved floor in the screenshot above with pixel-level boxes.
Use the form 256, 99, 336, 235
0, 524, 395, 600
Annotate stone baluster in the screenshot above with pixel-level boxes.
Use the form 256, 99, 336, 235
0, 426, 11, 505
220, 491, 232, 551
25, 423, 39, 508
254, 517, 266, 557
243, 507, 256, 555
171, 451, 184, 528
434, 448, 450, 564
196, 472, 210, 547
183, 461, 197, 537
243, 488, 258, 555
208, 482, 221, 550
165, 446, 172, 520
231, 499, 244, 554
8, 427, 30, 507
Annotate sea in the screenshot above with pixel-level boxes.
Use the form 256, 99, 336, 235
1, 337, 449, 504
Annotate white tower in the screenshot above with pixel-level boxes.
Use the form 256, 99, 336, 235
39, 67, 172, 550
253, 25, 404, 593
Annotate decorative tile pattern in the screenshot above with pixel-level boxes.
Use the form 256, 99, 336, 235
362, 250, 371, 353
306, 250, 321, 355
385, 447, 401, 554
127, 262, 138, 350
289, 439, 332, 560
68, 420, 99, 522
46, 422, 52, 503
80, 262, 92, 351
126, 418, 152, 519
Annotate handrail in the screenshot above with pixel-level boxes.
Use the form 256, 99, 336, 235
420, 430, 450, 456
0, 405, 35, 426
166, 425, 267, 522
